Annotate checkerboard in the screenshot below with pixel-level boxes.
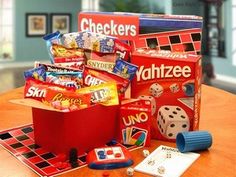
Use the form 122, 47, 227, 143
0, 125, 140, 177
130, 29, 201, 55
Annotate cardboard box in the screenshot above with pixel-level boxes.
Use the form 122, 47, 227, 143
130, 50, 202, 141
78, 12, 203, 41
118, 99, 151, 146
11, 99, 119, 156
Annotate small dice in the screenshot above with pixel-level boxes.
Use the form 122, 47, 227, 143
157, 166, 165, 174
149, 83, 163, 98
138, 95, 156, 115
170, 83, 179, 93
126, 167, 134, 176
142, 149, 150, 157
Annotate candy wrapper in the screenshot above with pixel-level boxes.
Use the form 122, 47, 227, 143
43, 31, 62, 63
51, 43, 85, 68
24, 65, 46, 81
35, 62, 84, 74
24, 78, 75, 101
85, 51, 118, 72
113, 59, 138, 81
84, 66, 129, 94
46, 72, 83, 89
76, 82, 119, 106
61, 31, 130, 59
43, 88, 92, 112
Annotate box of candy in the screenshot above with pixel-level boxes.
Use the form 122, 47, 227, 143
131, 49, 202, 141
16, 30, 140, 157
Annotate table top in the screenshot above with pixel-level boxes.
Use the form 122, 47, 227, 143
0, 85, 236, 177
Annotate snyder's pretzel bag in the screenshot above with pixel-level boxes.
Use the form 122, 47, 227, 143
84, 51, 118, 72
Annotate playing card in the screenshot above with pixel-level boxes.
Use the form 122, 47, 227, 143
129, 126, 147, 146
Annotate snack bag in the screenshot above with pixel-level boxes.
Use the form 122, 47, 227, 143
76, 82, 119, 106
46, 72, 83, 89
112, 59, 138, 81
119, 99, 151, 146
61, 31, 131, 59
83, 66, 129, 94
24, 65, 46, 81
43, 88, 91, 112
85, 51, 118, 72
43, 31, 62, 63
51, 43, 85, 69
24, 78, 74, 101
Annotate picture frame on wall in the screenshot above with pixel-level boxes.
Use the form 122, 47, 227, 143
26, 13, 48, 37
50, 13, 71, 34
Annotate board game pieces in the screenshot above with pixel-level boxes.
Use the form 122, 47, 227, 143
69, 148, 79, 168
86, 146, 133, 169
134, 145, 200, 177
0, 124, 140, 176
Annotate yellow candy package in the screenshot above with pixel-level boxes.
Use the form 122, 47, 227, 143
76, 82, 119, 106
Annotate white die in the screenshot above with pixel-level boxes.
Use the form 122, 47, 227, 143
138, 95, 156, 115
127, 167, 134, 176
157, 105, 190, 139
169, 83, 179, 93
149, 83, 163, 97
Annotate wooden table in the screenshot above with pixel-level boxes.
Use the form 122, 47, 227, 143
0, 85, 235, 177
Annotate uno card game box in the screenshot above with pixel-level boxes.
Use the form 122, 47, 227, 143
131, 50, 202, 141
119, 99, 151, 146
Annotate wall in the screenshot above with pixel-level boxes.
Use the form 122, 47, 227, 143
167, 0, 236, 80
210, 0, 236, 79
14, 0, 81, 62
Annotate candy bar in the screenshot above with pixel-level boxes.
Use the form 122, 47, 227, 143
24, 78, 74, 101
44, 87, 91, 111
76, 82, 119, 106
46, 72, 83, 89
84, 66, 129, 94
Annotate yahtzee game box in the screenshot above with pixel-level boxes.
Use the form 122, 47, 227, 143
131, 49, 202, 141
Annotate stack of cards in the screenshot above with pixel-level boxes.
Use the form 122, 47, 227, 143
122, 126, 147, 146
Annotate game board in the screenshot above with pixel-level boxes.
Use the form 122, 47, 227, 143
0, 124, 141, 177
130, 28, 201, 55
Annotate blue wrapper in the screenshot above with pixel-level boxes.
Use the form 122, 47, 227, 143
112, 59, 138, 81
24, 65, 46, 81
43, 31, 62, 63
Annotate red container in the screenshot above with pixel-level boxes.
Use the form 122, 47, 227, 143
32, 104, 119, 156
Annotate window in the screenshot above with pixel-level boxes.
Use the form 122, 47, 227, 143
81, 0, 100, 11
0, 0, 13, 61
233, 0, 236, 65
